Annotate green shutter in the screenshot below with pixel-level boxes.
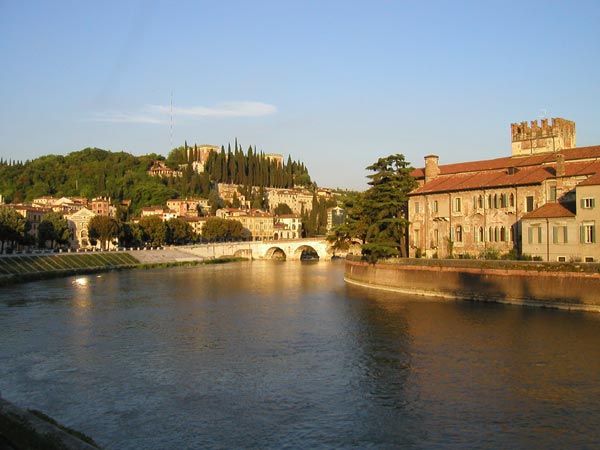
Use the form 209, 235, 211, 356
592, 199, 596, 209
528, 227, 533, 244
593, 226, 596, 244
537, 227, 542, 244
552, 226, 558, 244
580, 225, 585, 243
581, 199, 585, 209
564, 226, 568, 243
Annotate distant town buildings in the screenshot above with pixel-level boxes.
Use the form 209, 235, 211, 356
148, 160, 182, 177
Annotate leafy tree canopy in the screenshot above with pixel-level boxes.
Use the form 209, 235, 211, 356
202, 217, 244, 241
138, 215, 167, 247
88, 215, 119, 250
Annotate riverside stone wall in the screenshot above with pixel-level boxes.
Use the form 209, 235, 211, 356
345, 258, 600, 312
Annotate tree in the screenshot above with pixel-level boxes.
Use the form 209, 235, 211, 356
360, 154, 417, 262
38, 212, 71, 249
138, 215, 167, 247
119, 222, 143, 248
88, 215, 119, 250
273, 203, 293, 216
0, 206, 28, 253
208, 189, 223, 215
166, 218, 194, 245
202, 217, 244, 241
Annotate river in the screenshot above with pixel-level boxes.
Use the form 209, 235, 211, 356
1, 261, 599, 449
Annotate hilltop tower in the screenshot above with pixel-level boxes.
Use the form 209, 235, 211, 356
511, 117, 576, 157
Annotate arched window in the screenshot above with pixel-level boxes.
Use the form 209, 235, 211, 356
510, 193, 515, 207
494, 194, 498, 209
500, 226, 506, 242
488, 195, 493, 208
478, 195, 483, 209
510, 225, 515, 242
479, 227, 484, 243
494, 227, 499, 242
489, 226, 494, 242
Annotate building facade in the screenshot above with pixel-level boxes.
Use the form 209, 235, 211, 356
408, 117, 600, 260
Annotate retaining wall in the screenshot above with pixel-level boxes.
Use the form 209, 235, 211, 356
344, 258, 600, 312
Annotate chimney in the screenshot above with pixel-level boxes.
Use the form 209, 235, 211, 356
424, 155, 440, 184
556, 153, 565, 177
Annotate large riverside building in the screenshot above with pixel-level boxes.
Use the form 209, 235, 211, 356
408, 117, 600, 261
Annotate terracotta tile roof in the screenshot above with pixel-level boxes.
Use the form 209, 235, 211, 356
577, 171, 600, 186
522, 202, 576, 219
410, 147, 600, 196
411, 145, 600, 179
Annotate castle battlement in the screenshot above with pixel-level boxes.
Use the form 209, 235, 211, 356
511, 117, 576, 157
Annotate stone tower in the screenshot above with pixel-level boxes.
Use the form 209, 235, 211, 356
511, 117, 576, 157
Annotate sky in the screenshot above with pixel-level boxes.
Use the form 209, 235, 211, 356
1, 1, 599, 190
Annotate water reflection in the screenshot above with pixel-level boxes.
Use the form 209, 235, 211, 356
0, 262, 599, 449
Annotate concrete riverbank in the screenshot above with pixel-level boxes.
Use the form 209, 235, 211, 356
345, 258, 600, 312
0, 249, 240, 286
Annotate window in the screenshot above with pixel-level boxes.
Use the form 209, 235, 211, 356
585, 257, 594, 263
526, 196, 534, 212
431, 200, 438, 213
415, 202, 420, 214
552, 225, 568, 244
528, 224, 542, 244
509, 193, 515, 207
414, 229, 420, 247
453, 197, 462, 213
581, 222, 596, 244
494, 194, 498, 209
549, 186, 557, 202
557, 256, 566, 262
581, 198, 595, 209
500, 226, 506, 242
478, 195, 483, 209
455, 225, 463, 242
478, 226, 484, 243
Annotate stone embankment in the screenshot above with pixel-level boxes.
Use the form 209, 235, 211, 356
0, 248, 211, 286
345, 257, 600, 312
0, 396, 101, 449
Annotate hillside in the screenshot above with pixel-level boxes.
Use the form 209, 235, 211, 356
0, 146, 312, 213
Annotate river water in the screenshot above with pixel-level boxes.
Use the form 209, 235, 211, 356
1, 261, 599, 449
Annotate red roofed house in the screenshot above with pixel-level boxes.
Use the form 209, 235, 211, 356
408, 117, 600, 261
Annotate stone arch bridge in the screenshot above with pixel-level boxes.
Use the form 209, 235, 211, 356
178, 238, 334, 261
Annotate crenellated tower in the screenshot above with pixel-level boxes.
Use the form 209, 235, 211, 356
511, 117, 576, 157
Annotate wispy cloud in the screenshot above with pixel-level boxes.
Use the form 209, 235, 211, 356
149, 101, 277, 119
87, 101, 277, 124
86, 111, 168, 124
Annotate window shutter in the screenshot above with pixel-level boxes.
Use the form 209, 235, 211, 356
537, 227, 542, 244
564, 226, 568, 243
552, 226, 558, 244
528, 227, 533, 244
580, 225, 585, 243
592, 198, 596, 208
581, 199, 585, 209
593, 226, 596, 244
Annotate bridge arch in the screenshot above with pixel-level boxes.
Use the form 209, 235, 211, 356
293, 245, 320, 260
265, 246, 287, 260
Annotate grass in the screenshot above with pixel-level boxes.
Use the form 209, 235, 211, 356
0, 253, 247, 286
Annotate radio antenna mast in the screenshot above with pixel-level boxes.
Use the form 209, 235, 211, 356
169, 90, 173, 151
